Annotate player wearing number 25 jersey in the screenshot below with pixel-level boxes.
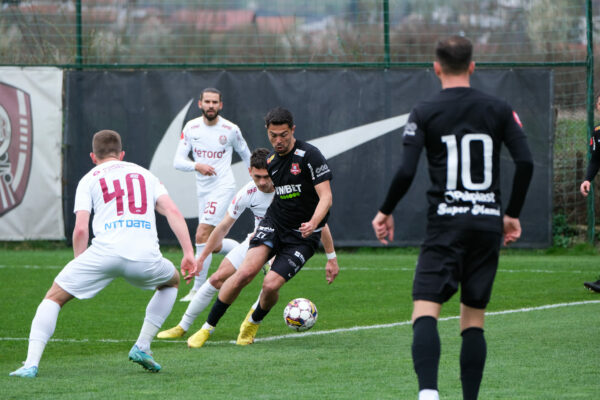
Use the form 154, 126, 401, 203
10, 130, 195, 378
372, 36, 533, 400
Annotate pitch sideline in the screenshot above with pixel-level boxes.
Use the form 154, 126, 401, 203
1, 300, 598, 345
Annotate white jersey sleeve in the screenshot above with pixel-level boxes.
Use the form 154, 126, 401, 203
231, 125, 251, 168
173, 126, 196, 172
227, 180, 274, 231
73, 160, 166, 261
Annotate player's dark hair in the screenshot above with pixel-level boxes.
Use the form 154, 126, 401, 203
92, 130, 122, 159
264, 107, 294, 128
201, 87, 222, 101
250, 148, 270, 169
435, 35, 473, 75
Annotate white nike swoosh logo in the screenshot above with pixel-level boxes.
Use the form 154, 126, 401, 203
150, 99, 408, 218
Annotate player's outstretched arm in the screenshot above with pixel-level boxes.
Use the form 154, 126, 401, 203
320, 224, 339, 284
372, 211, 394, 245
197, 214, 237, 267
300, 180, 333, 238
72, 210, 91, 258
156, 194, 196, 282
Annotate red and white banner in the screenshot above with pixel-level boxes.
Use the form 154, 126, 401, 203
0, 67, 63, 240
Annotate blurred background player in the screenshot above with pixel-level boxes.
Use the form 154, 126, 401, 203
174, 87, 252, 301
372, 36, 533, 400
157, 147, 339, 347
579, 94, 600, 293
9, 130, 196, 378
200, 106, 338, 346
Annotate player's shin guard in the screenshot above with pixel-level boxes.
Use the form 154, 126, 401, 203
412, 316, 440, 391
206, 297, 230, 327
137, 287, 177, 351
25, 299, 61, 368
460, 327, 486, 400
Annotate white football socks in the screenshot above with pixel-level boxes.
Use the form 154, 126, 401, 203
193, 243, 212, 291
136, 286, 177, 352
179, 281, 218, 331
418, 389, 439, 400
25, 299, 61, 368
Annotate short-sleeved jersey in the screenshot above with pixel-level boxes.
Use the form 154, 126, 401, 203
265, 139, 332, 230
584, 124, 600, 181
227, 180, 274, 231
403, 87, 530, 233
173, 115, 251, 192
73, 160, 167, 261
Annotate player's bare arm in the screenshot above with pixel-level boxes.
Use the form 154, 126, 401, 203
72, 210, 91, 258
320, 224, 339, 284
156, 194, 196, 282
299, 180, 332, 238
196, 214, 237, 269
372, 211, 394, 245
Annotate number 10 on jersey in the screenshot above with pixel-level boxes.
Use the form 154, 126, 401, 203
441, 133, 493, 191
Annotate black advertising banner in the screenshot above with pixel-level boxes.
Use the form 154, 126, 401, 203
64, 69, 552, 247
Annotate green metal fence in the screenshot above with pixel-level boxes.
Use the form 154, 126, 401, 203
0, 0, 597, 242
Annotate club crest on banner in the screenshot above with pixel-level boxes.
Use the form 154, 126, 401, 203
0, 82, 33, 217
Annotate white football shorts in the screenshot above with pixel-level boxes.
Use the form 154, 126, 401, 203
55, 245, 176, 299
224, 236, 251, 270
197, 186, 236, 226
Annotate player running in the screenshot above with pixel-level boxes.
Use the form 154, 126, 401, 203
174, 87, 252, 302
372, 36, 533, 400
10, 130, 196, 378
157, 148, 339, 347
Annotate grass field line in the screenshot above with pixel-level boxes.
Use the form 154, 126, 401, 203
1, 300, 598, 345
0, 265, 590, 274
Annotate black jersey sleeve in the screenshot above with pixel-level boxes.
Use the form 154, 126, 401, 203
305, 146, 332, 185
584, 127, 600, 181
502, 108, 534, 218
379, 111, 424, 215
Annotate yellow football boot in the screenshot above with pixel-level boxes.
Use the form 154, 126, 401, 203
236, 315, 260, 345
187, 328, 211, 348
156, 325, 186, 339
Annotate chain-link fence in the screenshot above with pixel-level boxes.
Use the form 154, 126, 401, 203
0, 0, 597, 242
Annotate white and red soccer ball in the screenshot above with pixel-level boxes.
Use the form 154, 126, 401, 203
283, 298, 318, 332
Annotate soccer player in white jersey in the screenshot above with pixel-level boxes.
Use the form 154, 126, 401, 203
9, 130, 196, 378
157, 148, 339, 348
174, 88, 252, 302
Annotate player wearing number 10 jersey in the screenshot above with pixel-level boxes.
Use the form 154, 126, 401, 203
10, 130, 196, 378
372, 36, 533, 400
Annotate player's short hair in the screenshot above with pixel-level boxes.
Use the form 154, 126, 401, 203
92, 130, 122, 159
250, 148, 270, 170
264, 107, 294, 128
200, 87, 222, 101
435, 35, 473, 75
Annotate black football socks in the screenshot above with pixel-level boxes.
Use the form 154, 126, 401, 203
412, 316, 440, 391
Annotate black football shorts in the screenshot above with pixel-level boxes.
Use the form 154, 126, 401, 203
249, 216, 320, 281
412, 228, 502, 309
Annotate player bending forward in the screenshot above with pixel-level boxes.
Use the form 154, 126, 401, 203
157, 148, 339, 347
10, 130, 195, 378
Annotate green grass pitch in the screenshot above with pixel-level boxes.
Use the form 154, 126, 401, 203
1, 248, 598, 399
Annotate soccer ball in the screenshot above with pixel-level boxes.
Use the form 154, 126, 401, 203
283, 298, 318, 332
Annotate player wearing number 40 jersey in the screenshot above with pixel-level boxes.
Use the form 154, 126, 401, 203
10, 130, 196, 378
372, 36, 533, 400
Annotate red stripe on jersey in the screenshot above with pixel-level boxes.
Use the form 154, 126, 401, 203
512, 111, 523, 128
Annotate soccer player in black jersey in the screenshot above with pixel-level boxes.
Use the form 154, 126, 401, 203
199, 106, 338, 345
579, 94, 600, 293
372, 36, 533, 400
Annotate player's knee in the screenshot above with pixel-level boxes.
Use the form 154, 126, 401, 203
208, 274, 224, 289
262, 275, 283, 296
